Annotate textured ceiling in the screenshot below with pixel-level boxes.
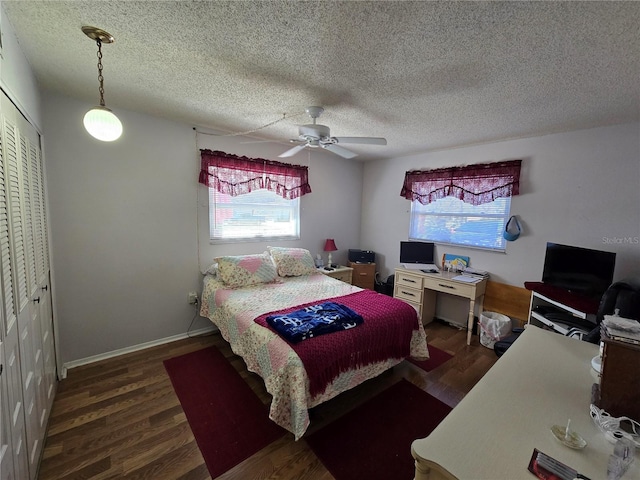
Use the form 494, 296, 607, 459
3, 1, 639, 161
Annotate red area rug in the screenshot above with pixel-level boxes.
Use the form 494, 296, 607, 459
306, 379, 452, 480
407, 344, 454, 372
164, 346, 285, 478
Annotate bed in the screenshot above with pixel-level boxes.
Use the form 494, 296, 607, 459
199, 247, 429, 439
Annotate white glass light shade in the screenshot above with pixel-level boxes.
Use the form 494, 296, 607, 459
83, 106, 123, 141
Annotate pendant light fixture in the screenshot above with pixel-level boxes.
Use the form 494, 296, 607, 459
82, 26, 122, 142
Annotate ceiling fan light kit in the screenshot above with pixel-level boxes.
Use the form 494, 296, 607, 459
279, 106, 387, 159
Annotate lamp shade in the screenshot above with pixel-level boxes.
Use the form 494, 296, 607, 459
324, 238, 338, 252
83, 106, 123, 141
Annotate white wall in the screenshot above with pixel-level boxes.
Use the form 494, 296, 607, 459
0, 4, 42, 129
362, 123, 640, 287
43, 93, 199, 364
42, 92, 363, 364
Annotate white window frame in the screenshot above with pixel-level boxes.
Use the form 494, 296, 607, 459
209, 187, 300, 243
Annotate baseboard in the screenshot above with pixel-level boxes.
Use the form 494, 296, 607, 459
60, 325, 218, 379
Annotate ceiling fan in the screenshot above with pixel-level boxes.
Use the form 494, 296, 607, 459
279, 106, 387, 159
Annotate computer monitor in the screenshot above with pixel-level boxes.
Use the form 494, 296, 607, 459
400, 241, 435, 265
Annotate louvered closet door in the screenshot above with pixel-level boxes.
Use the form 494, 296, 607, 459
29, 143, 55, 409
0, 97, 29, 480
1, 92, 47, 479
20, 123, 48, 470
3, 113, 40, 475
21, 118, 51, 443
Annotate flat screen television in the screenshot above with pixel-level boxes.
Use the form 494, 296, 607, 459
542, 243, 616, 299
400, 241, 435, 265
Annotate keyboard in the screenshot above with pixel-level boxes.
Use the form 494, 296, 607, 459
402, 263, 440, 271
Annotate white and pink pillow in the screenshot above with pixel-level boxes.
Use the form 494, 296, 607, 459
268, 246, 317, 277
216, 252, 278, 288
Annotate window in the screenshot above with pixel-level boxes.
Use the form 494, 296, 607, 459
209, 188, 300, 242
199, 149, 311, 243
401, 160, 521, 251
409, 195, 511, 251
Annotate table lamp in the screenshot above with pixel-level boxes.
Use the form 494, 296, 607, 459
324, 238, 338, 267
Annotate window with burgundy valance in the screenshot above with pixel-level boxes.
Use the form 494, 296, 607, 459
199, 150, 312, 242
401, 160, 522, 251
199, 149, 312, 199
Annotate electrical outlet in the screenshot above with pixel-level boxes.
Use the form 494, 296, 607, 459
188, 292, 198, 305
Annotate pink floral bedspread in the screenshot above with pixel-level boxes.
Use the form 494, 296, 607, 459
199, 273, 429, 439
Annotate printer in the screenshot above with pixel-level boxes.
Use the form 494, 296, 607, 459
348, 249, 376, 264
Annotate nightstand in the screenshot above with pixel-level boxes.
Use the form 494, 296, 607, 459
318, 265, 353, 284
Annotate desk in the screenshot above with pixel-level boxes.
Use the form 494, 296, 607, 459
411, 326, 640, 480
394, 268, 487, 345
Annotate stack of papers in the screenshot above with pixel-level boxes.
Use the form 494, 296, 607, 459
601, 315, 640, 345
462, 267, 489, 279
452, 275, 482, 283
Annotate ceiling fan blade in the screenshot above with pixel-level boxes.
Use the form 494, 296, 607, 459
279, 144, 307, 158
333, 136, 387, 145
322, 143, 358, 159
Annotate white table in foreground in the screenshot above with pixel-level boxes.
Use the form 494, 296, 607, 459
411, 326, 640, 480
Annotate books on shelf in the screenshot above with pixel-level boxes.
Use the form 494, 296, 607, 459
601, 315, 640, 345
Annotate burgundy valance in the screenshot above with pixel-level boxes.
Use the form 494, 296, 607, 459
199, 149, 312, 199
400, 159, 522, 206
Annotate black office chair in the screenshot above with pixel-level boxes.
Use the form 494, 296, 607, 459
583, 276, 640, 344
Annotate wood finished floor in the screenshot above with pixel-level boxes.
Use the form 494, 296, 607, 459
39, 321, 499, 479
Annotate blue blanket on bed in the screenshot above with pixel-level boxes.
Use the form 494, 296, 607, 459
265, 301, 364, 344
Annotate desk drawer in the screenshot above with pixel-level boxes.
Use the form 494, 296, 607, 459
396, 271, 424, 289
422, 276, 474, 297
394, 285, 423, 304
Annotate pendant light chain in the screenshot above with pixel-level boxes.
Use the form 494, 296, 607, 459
96, 39, 106, 107
82, 25, 123, 141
